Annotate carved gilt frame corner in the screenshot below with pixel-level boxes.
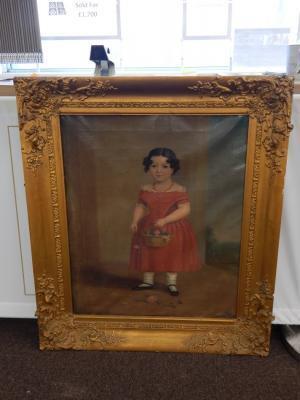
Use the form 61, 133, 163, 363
14, 75, 294, 355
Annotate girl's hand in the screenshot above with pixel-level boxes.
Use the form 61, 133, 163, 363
154, 218, 167, 228
130, 222, 138, 233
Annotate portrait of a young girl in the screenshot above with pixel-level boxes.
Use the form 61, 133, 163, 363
61, 114, 246, 317
129, 147, 202, 296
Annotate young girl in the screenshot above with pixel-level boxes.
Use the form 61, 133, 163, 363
129, 147, 201, 296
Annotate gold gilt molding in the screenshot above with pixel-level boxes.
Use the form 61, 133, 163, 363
36, 272, 273, 355
36, 275, 125, 350
188, 76, 294, 173
14, 77, 118, 126
46, 120, 65, 310
187, 76, 293, 113
244, 123, 262, 312
14, 76, 293, 174
22, 121, 47, 172
14, 76, 292, 354
235, 280, 274, 356
262, 116, 293, 173
185, 280, 274, 356
14, 78, 117, 171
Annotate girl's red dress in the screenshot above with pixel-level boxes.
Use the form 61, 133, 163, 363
130, 190, 201, 272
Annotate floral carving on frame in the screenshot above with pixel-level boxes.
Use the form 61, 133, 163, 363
36, 275, 126, 350
22, 122, 47, 172
188, 75, 294, 173
14, 76, 293, 355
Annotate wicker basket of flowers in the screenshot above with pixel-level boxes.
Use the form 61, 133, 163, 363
142, 227, 172, 248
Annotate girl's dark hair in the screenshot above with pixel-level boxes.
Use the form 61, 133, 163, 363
143, 148, 180, 174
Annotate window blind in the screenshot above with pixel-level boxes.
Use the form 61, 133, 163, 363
0, 0, 42, 63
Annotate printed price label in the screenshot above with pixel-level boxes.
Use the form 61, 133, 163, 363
38, 0, 119, 37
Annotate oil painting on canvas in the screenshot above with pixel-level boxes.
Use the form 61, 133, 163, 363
60, 114, 248, 318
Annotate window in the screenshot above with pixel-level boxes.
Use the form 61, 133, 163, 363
4, 0, 300, 74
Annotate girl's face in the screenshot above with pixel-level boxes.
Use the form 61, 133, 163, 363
148, 156, 174, 183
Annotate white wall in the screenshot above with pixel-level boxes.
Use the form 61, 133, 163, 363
0, 97, 36, 317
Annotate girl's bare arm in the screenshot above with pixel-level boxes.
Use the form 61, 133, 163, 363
131, 204, 147, 232
155, 202, 190, 228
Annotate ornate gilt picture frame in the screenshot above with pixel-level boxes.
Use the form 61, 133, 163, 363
14, 75, 293, 355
